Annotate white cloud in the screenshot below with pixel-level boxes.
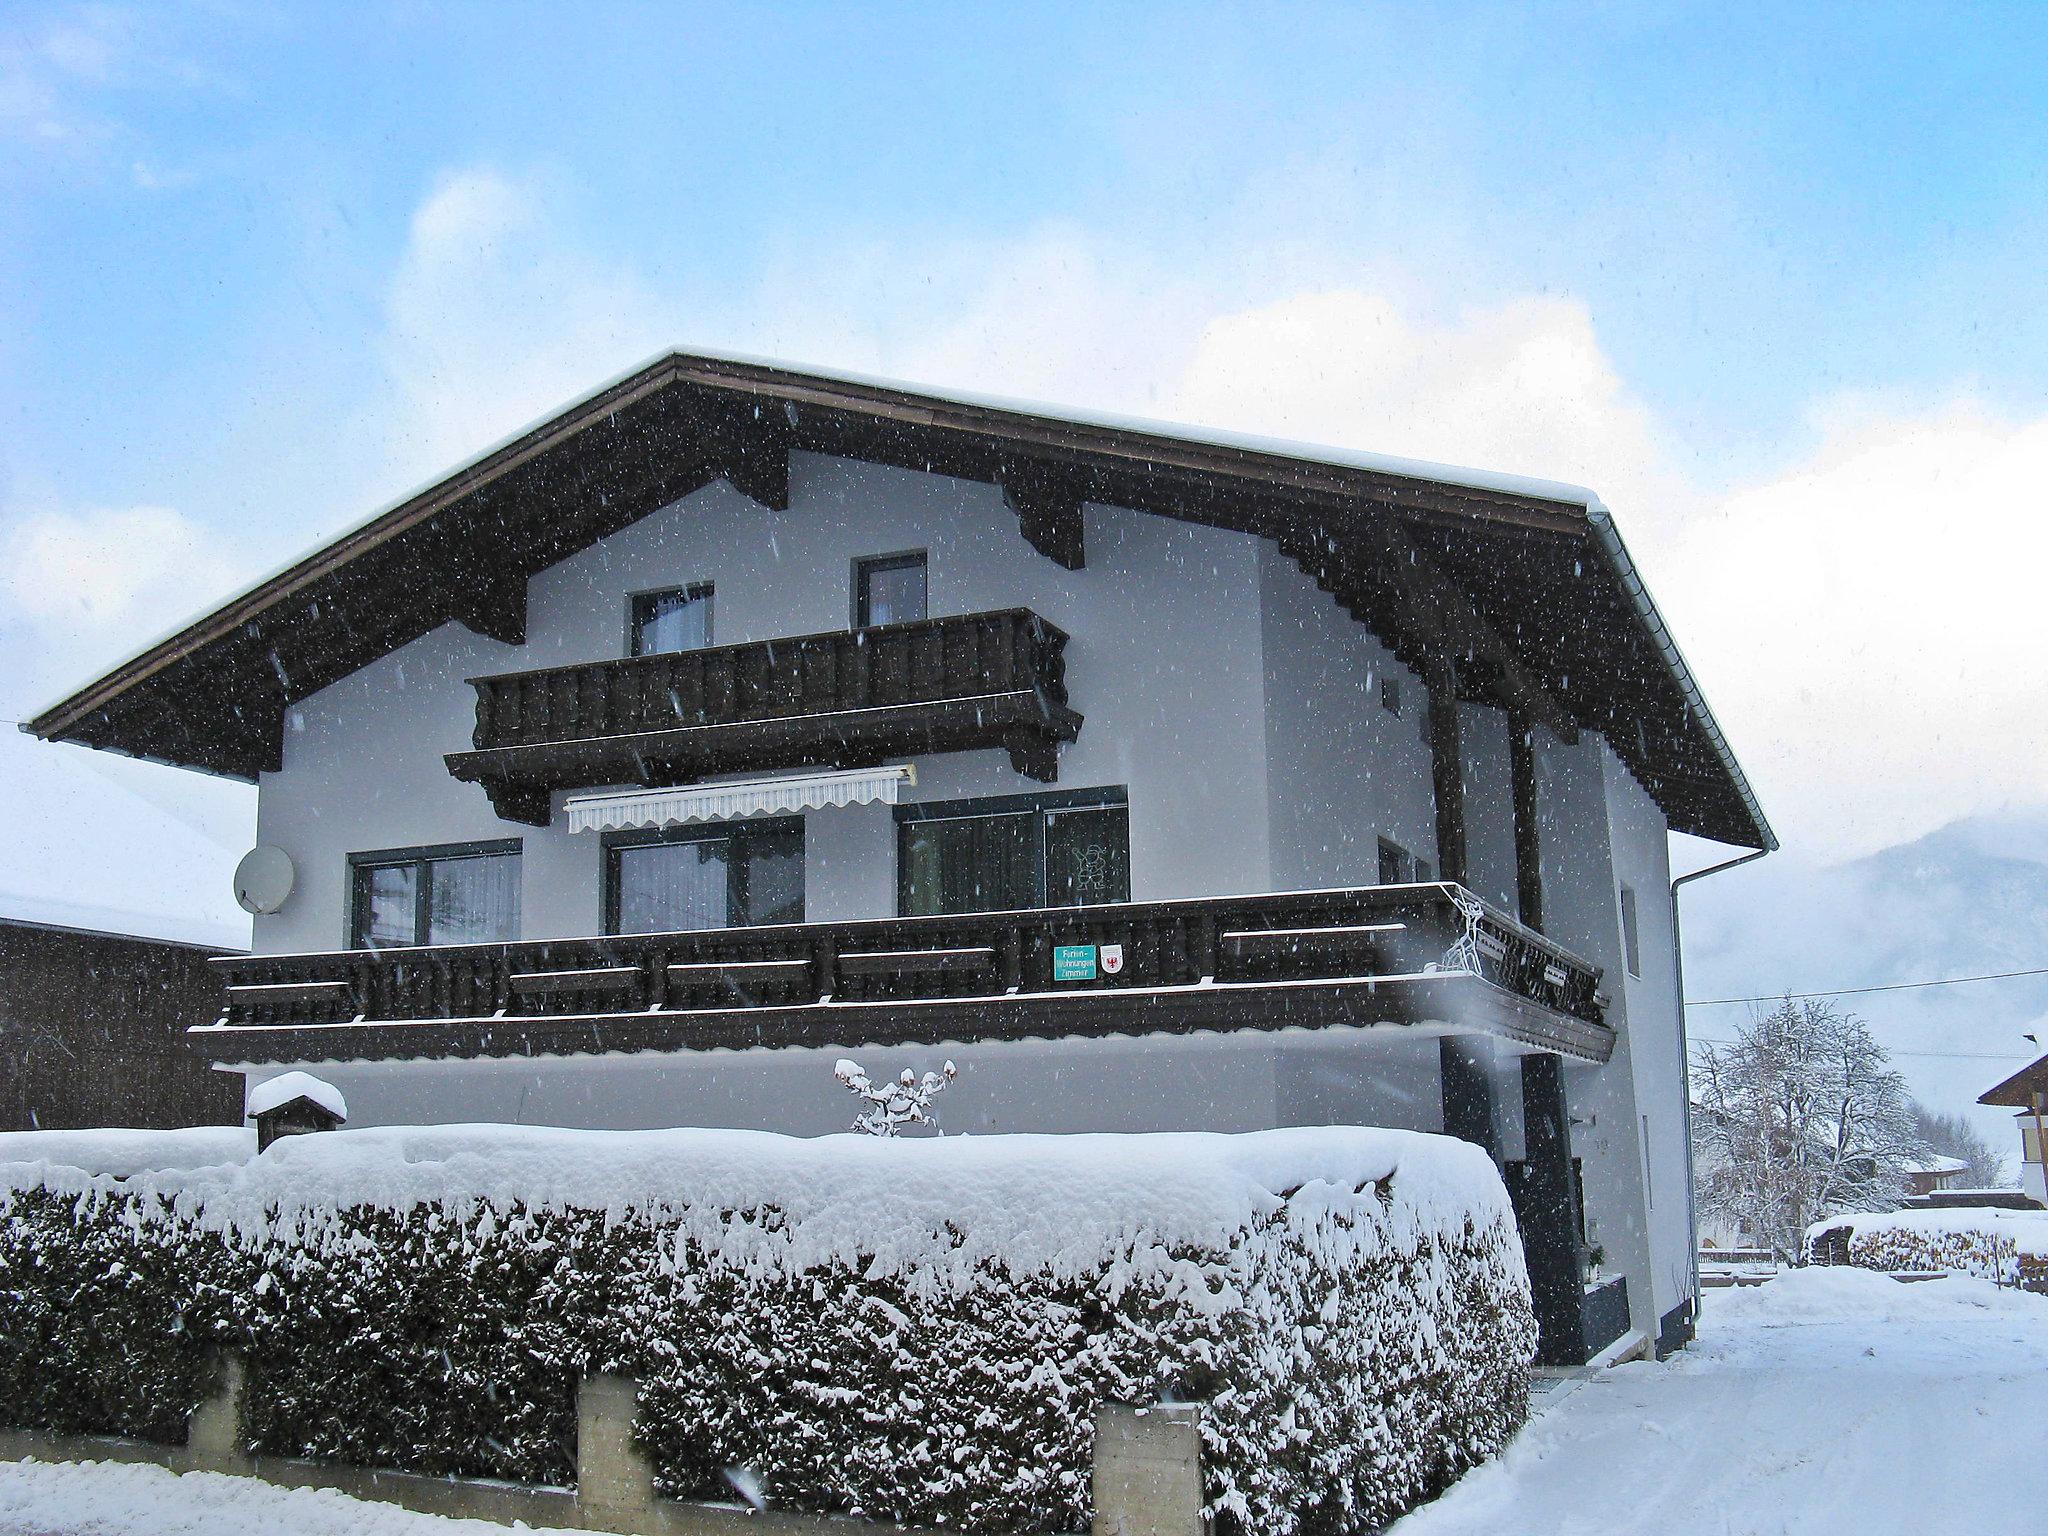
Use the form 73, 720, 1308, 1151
1168, 288, 1693, 533
1654, 399, 2048, 858
0, 5, 209, 152
0, 504, 245, 687
378, 167, 685, 475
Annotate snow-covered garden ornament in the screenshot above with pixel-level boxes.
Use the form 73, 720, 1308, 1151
835, 1057, 957, 1136
1436, 888, 1488, 976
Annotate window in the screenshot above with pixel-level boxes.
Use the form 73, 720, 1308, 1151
349, 842, 521, 949
605, 819, 804, 934
1620, 884, 1643, 977
1379, 675, 1402, 717
1641, 1113, 1654, 1208
629, 583, 714, 656
898, 791, 1129, 916
854, 552, 927, 629
1377, 837, 1414, 886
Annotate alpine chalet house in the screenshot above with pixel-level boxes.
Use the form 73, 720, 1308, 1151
25, 353, 1773, 1365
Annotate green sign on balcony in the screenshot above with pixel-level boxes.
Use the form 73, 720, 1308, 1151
1052, 944, 1097, 981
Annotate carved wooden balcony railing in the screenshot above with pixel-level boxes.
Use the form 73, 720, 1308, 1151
203, 884, 1610, 1066
445, 609, 1080, 824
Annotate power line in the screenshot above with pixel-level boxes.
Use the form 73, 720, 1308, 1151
1684, 965, 2048, 1008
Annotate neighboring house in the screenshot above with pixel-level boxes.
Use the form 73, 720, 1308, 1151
1902, 1155, 1971, 1197
1981, 1053, 2048, 1207
0, 899, 245, 1131
21, 351, 1775, 1365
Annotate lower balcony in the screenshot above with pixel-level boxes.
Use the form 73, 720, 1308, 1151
200, 885, 1610, 1067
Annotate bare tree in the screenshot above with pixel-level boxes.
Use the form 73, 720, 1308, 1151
1691, 999, 1926, 1262
1911, 1103, 2009, 1188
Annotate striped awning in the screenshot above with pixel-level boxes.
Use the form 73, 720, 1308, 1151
564, 765, 915, 834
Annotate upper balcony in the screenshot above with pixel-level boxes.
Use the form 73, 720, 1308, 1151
445, 609, 1081, 825
198, 883, 1611, 1068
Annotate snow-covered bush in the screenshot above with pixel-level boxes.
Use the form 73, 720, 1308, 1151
1806, 1208, 2048, 1292
834, 1057, 956, 1135
0, 1124, 1536, 1534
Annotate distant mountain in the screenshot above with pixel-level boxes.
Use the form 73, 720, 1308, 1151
1682, 808, 2048, 1165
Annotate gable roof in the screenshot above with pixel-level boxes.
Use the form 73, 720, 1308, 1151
1982, 1053, 2048, 1109
21, 350, 1774, 851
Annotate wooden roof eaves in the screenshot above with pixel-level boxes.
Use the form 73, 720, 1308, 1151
22, 348, 1772, 849
23, 355, 690, 743
1980, 1053, 2048, 1108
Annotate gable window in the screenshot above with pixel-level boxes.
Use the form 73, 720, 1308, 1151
629, 583, 714, 657
349, 842, 521, 949
1380, 675, 1402, 717
605, 818, 804, 935
1620, 884, 1643, 977
854, 552, 927, 629
898, 790, 1129, 916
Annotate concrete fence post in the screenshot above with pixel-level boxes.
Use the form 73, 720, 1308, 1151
575, 1372, 660, 1535
184, 1353, 253, 1476
1091, 1403, 1206, 1536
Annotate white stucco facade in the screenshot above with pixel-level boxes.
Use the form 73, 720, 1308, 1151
233, 444, 1701, 1350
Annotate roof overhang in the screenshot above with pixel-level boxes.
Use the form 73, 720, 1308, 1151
1981, 1052, 2048, 1109
22, 349, 1773, 851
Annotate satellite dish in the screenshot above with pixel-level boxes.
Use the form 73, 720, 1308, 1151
234, 845, 296, 915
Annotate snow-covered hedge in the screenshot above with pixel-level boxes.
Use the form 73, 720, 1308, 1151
1807, 1207, 2048, 1292
0, 1124, 1536, 1534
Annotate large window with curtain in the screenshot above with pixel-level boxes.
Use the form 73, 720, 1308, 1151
348, 841, 522, 949
897, 791, 1130, 917
604, 818, 805, 935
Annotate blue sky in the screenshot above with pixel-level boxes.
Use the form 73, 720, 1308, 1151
10, 3, 2047, 490
4, 1, 2048, 942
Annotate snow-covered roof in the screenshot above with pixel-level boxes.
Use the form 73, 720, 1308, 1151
244, 1071, 347, 1123
0, 890, 248, 953
1981, 1051, 2048, 1108
22, 349, 1773, 850
1904, 1155, 1971, 1176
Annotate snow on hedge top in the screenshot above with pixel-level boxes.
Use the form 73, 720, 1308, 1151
244, 1071, 347, 1123
0, 1126, 255, 1177
1810, 1205, 2048, 1257
0, 1122, 1515, 1295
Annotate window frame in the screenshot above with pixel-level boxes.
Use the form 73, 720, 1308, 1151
626, 581, 715, 658
1620, 884, 1643, 977
894, 786, 1129, 916
852, 550, 929, 630
346, 839, 523, 951
601, 816, 806, 935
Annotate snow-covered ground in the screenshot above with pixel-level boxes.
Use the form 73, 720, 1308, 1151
1392, 1266, 2048, 1536
4, 1266, 2044, 1536
0, 1461, 575, 1536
